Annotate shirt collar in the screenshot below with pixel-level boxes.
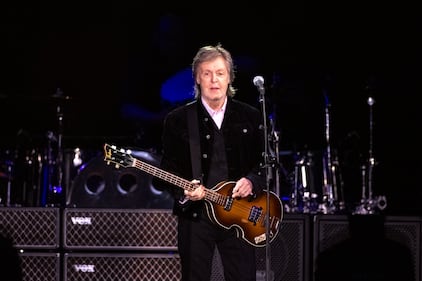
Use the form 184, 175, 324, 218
201, 96, 227, 116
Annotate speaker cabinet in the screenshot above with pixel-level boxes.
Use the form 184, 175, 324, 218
63, 208, 177, 250
255, 214, 311, 281
0, 207, 60, 249
62, 211, 311, 281
64, 252, 181, 281
208, 214, 311, 281
313, 215, 421, 281
20, 252, 60, 281
66, 151, 173, 209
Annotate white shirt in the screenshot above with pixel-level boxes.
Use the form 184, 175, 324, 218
201, 97, 227, 129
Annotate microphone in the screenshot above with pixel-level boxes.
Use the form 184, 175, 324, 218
367, 96, 375, 106
253, 76, 265, 91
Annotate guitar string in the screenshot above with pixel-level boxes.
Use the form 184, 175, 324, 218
104, 145, 282, 217
107, 149, 280, 230
105, 147, 281, 243
132, 159, 280, 227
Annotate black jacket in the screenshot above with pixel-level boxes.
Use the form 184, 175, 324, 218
153, 97, 266, 218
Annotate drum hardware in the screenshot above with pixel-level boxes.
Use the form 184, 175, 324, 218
64, 147, 100, 206
354, 164, 373, 214
16, 148, 41, 207
376, 195, 387, 211
42, 133, 63, 207
318, 95, 344, 214
1, 144, 45, 207
353, 96, 387, 215
287, 162, 299, 213
0, 89, 74, 207
0, 160, 14, 207
286, 150, 318, 214
72, 148, 83, 167
268, 116, 284, 197
32, 149, 44, 207
40, 88, 68, 207
331, 153, 346, 212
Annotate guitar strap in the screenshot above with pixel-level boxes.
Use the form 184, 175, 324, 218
187, 101, 203, 182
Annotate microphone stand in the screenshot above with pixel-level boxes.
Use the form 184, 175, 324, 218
257, 80, 273, 281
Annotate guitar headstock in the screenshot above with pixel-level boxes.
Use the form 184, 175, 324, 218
103, 143, 134, 169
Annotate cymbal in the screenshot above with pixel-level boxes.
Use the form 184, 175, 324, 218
51, 94, 73, 100
0, 88, 73, 102
50, 88, 72, 100
1, 94, 74, 103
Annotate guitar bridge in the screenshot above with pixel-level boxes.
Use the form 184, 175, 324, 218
248, 206, 262, 225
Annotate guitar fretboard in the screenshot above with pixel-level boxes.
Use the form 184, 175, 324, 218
133, 159, 227, 205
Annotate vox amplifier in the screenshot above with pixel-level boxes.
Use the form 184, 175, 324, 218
20, 252, 60, 281
63, 208, 177, 250
0, 207, 60, 249
63, 252, 181, 281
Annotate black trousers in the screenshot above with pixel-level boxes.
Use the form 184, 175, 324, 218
177, 212, 256, 281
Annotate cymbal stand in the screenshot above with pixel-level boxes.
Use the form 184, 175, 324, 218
55, 102, 64, 203
353, 96, 387, 214
289, 154, 300, 213
2, 160, 14, 207
366, 97, 375, 208
318, 99, 338, 214
268, 116, 282, 196
1, 150, 26, 207
331, 151, 346, 212
43, 89, 66, 207
48, 99, 65, 206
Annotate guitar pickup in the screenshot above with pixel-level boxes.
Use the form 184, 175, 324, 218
248, 206, 262, 225
224, 197, 233, 211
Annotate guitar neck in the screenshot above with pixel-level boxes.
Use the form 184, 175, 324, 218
133, 158, 223, 203
132, 158, 191, 190
104, 143, 224, 203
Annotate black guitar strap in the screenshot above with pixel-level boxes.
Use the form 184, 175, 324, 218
187, 101, 203, 182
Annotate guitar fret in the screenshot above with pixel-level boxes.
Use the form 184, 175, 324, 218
206, 191, 226, 206
216, 194, 223, 205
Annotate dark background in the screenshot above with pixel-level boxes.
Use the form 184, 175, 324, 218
1, 2, 421, 215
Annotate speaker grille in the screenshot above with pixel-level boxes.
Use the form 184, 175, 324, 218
20, 252, 60, 281
0, 207, 60, 249
64, 253, 181, 281
256, 214, 311, 281
63, 208, 177, 250
314, 215, 421, 281
208, 214, 311, 281
384, 216, 421, 281
315, 215, 350, 253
